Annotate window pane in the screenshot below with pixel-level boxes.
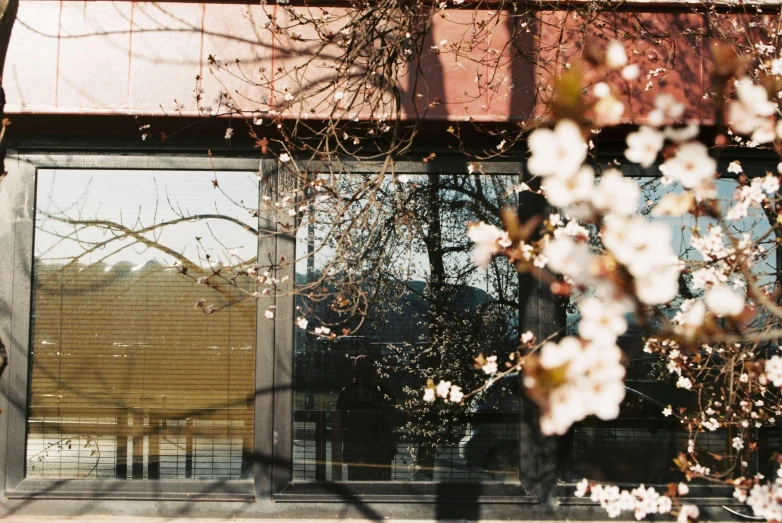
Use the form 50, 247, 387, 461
27, 170, 258, 480
292, 172, 533, 487
560, 176, 778, 485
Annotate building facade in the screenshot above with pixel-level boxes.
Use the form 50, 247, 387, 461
0, 0, 774, 520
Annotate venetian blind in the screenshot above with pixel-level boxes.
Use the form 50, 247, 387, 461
26, 169, 259, 480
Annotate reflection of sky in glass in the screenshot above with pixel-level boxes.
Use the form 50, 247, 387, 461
294, 174, 520, 300
35, 170, 259, 268
638, 177, 776, 281
566, 176, 778, 329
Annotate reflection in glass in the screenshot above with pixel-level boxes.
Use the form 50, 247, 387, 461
561, 175, 778, 485
27, 170, 258, 480
333, 355, 397, 481
292, 173, 530, 485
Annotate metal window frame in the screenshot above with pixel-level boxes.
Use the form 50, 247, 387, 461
0, 150, 745, 516
267, 159, 552, 504
0, 152, 269, 501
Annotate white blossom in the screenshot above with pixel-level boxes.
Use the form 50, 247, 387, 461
765, 355, 782, 387
664, 124, 700, 143
553, 220, 591, 240
543, 237, 593, 283
467, 222, 512, 267
435, 380, 452, 399
691, 226, 729, 260
448, 385, 464, 403
678, 504, 699, 523
648, 94, 685, 126
602, 216, 671, 276
705, 284, 745, 317
593, 82, 611, 98
585, 482, 672, 520
727, 177, 766, 220
652, 192, 694, 217
625, 126, 665, 167
542, 165, 594, 209
605, 40, 628, 68
703, 417, 719, 431
674, 300, 706, 332
532, 338, 625, 435
621, 64, 640, 80
595, 95, 625, 126
634, 266, 680, 305
677, 376, 693, 390
578, 297, 628, 345
591, 169, 641, 216
527, 119, 587, 179
762, 174, 780, 194
423, 387, 436, 403
659, 142, 716, 189
482, 355, 498, 375
728, 77, 777, 139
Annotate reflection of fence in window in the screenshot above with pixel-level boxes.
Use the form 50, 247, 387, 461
292, 412, 519, 483
563, 419, 740, 484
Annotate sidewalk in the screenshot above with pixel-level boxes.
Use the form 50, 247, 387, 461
0, 519, 533, 523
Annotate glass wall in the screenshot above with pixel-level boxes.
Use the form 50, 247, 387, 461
560, 175, 779, 485
27, 170, 258, 480
291, 172, 532, 486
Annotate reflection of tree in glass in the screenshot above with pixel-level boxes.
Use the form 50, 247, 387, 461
296, 171, 523, 478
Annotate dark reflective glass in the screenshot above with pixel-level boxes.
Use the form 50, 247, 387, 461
292, 173, 529, 485
560, 176, 778, 486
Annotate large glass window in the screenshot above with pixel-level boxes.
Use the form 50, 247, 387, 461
560, 174, 779, 486
290, 171, 535, 488
27, 169, 259, 480
5, 154, 773, 510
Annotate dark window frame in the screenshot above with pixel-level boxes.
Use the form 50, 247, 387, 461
0, 153, 270, 501
0, 149, 747, 514
0, 152, 555, 503
270, 160, 552, 503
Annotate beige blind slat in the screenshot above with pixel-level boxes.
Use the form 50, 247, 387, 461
27, 170, 257, 481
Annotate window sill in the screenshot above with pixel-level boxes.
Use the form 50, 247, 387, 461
5, 479, 254, 501
274, 481, 536, 503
